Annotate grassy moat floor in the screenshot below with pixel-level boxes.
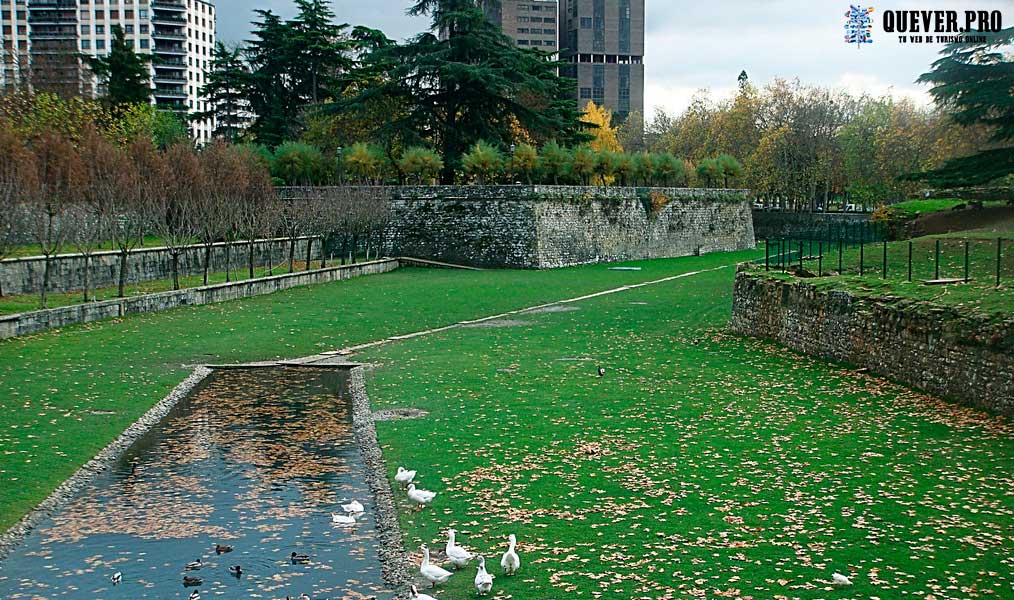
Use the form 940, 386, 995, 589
1, 248, 1011, 599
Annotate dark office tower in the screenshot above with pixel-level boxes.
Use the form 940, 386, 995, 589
558, 0, 643, 122
26, 0, 85, 96
483, 0, 559, 53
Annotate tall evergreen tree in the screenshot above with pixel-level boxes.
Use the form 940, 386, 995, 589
343, 0, 587, 182
194, 42, 251, 141
289, 0, 352, 105
906, 27, 1014, 187
244, 10, 301, 146
85, 25, 152, 108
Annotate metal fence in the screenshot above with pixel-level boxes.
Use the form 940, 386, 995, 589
762, 236, 1011, 288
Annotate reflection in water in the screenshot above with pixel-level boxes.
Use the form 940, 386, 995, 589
0, 368, 390, 600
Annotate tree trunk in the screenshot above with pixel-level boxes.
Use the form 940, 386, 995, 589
172, 252, 180, 290
225, 242, 231, 283
117, 249, 128, 298
248, 240, 255, 279
288, 237, 295, 273
364, 231, 372, 262
320, 235, 328, 268
351, 233, 359, 264
267, 241, 273, 276
305, 237, 313, 271
83, 253, 91, 302
340, 234, 348, 265
40, 255, 51, 309
203, 244, 211, 286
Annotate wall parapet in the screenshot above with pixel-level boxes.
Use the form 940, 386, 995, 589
729, 270, 1013, 416
0, 259, 400, 341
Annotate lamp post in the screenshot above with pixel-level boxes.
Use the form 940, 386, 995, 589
337, 146, 344, 186
509, 143, 516, 185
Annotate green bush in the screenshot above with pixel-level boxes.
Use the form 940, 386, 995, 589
345, 142, 387, 184
511, 143, 538, 184
461, 140, 504, 184
272, 141, 329, 185
538, 140, 571, 185
399, 146, 444, 184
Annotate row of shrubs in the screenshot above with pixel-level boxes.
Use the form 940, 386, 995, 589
262, 140, 745, 188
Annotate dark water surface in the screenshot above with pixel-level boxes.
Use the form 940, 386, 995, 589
0, 368, 390, 600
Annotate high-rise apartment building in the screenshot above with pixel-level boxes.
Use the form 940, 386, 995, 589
484, 0, 559, 53
0, 0, 215, 141
558, 0, 643, 122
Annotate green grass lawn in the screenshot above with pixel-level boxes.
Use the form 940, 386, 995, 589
758, 235, 1014, 317
888, 198, 1005, 219
357, 261, 1013, 599
0, 250, 757, 532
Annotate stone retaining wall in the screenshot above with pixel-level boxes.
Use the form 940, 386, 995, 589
729, 269, 1014, 416
382, 186, 755, 268
0, 259, 399, 340
752, 210, 872, 240
0, 236, 321, 296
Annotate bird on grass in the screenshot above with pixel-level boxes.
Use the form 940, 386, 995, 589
832, 572, 853, 586
183, 575, 203, 587
419, 544, 453, 588
188, 590, 200, 600
474, 555, 494, 595
229, 565, 242, 577
407, 484, 436, 510
445, 528, 473, 569
597, 366, 605, 377
290, 551, 311, 564
110, 572, 122, 585
184, 558, 203, 570
501, 533, 520, 576
395, 466, 416, 486
215, 544, 233, 554
408, 584, 437, 600
341, 499, 365, 514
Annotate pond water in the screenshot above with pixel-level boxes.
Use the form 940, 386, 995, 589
0, 367, 391, 600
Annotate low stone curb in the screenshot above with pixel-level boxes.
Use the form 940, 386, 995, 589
0, 366, 212, 561
347, 366, 412, 595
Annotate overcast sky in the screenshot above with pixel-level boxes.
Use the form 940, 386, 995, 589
213, 0, 1011, 118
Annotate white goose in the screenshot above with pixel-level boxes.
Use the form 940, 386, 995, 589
341, 499, 365, 514
331, 512, 357, 526
395, 466, 416, 486
407, 484, 436, 510
419, 544, 453, 588
445, 528, 473, 569
832, 572, 853, 586
474, 555, 494, 595
408, 584, 438, 600
500, 533, 520, 575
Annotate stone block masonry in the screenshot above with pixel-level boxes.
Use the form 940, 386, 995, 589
0, 236, 320, 297
382, 186, 755, 268
729, 269, 1013, 417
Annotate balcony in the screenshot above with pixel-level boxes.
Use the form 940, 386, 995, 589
28, 15, 77, 23
153, 45, 186, 55
151, 1, 186, 11
28, 31, 77, 39
152, 14, 186, 25
153, 31, 186, 40
153, 73, 185, 83
153, 88, 187, 98
154, 59, 186, 69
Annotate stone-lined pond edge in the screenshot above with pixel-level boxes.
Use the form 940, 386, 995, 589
0, 366, 213, 561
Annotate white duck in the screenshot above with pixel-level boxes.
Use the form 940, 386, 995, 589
408, 584, 438, 600
395, 466, 416, 486
500, 533, 520, 575
331, 512, 357, 526
419, 544, 453, 588
474, 555, 494, 595
341, 499, 365, 514
445, 528, 473, 569
407, 483, 436, 510
188, 590, 200, 600
111, 571, 122, 585
832, 572, 853, 586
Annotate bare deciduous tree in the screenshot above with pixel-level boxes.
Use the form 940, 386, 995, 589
0, 124, 37, 297
150, 143, 201, 290
28, 129, 83, 308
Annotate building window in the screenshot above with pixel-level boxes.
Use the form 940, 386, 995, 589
517, 39, 529, 45
517, 27, 529, 33
96, 24, 105, 33
140, 24, 148, 33
530, 28, 542, 34
140, 38, 148, 48
81, 39, 91, 49
125, 24, 133, 33
81, 24, 90, 34
544, 28, 555, 35
517, 16, 528, 22
579, 87, 591, 99
139, 8, 147, 17
580, 16, 591, 28
96, 39, 105, 49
